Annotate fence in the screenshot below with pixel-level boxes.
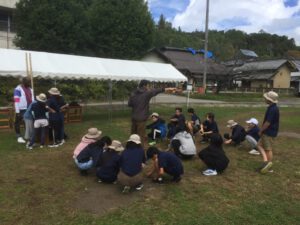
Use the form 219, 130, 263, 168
196, 86, 296, 95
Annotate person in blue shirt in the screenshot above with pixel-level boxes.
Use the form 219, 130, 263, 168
167, 107, 186, 139
75, 136, 112, 176
245, 118, 260, 155
257, 91, 280, 174
146, 147, 184, 183
27, 93, 49, 150
187, 108, 201, 135
146, 112, 167, 145
200, 112, 219, 143
224, 120, 246, 146
47, 87, 67, 146
118, 134, 146, 193
96, 140, 124, 183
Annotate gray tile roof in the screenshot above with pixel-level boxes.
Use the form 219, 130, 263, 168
234, 59, 298, 72
153, 47, 230, 76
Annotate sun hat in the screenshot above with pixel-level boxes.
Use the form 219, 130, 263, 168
85, 128, 102, 139
108, 140, 124, 152
127, 134, 141, 144
226, 120, 238, 128
48, 87, 61, 95
263, 91, 278, 103
151, 112, 159, 117
246, 118, 259, 125
36, 93, 47, 102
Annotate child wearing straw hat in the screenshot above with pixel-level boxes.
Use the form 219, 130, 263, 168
96, 140, 124, 183
75, 135, 112, 175
27, 93, 49, 150
73, 128, 102, 159
47, 87, 67, 146
257, 91, 280, 174
224, 120, 246, 146
118, 134, 146, 193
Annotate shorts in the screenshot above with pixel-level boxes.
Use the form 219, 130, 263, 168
259, 134, 274, 151
34, 119, 49, 128
117, 170, 143, 187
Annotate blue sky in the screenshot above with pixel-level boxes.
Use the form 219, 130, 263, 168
147, 0, 300, 45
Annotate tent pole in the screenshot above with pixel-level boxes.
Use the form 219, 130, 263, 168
25, 53, 29, 77
108, 79, 113, 126
29, 53, 34, 95
25, 53, 34, 95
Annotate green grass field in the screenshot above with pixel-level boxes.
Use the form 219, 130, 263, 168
0, 105, 299, 225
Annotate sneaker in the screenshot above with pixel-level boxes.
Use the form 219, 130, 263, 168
249, 149, 260, 155
153, 177, 163, 184
260, 162, 273, 174
58, 140, 65, 146
17, 137, 26, 143
48, 144, 59, 148
135, 183, 144, 191
202, 169, 217, 176
97, 179, 102, 183
122, 186, 131, 193
40, 145, 44, 149
27, 145, 33, 150
148, 141, 156, 146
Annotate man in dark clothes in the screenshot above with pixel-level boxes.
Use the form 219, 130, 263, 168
128, 80, 176, 146
224, 120, 246, 146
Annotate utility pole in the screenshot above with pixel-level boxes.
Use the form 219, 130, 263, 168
203, 0, 210, 93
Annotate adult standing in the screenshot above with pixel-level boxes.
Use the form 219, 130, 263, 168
128, 80, 175, 146
13, 77, 34, 143
257, 91, 280, 174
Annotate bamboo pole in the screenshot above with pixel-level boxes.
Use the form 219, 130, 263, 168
29, 53, 34, 95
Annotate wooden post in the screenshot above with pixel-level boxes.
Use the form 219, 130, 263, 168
29, 53, 34, 95
25, 52, 34, 95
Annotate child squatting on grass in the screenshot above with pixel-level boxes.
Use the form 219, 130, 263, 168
118, 134, 146, 193
198, 133, 230, 176
224, 120, 246, 147
146, 112, 167, 146
245, 118, 261, 155
200, 112, 219, 144
146, 147, 184, 183
96, 140, 124, 183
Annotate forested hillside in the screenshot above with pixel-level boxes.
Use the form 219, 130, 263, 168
153, 15, 299, 61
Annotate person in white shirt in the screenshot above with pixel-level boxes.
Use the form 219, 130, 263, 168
13, 77, 34, 143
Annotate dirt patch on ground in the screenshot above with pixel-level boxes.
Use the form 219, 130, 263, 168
73, 172, 165, 216
279, 132, 300, 139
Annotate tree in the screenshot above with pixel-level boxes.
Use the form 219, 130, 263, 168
14, 0, 154, 59
87, 0, 154, 59
14, 0, 90, 54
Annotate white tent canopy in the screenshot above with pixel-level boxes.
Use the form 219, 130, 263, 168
0, 48, 187, 82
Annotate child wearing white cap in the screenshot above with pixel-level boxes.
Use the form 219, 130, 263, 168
245, 118, 260, 155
